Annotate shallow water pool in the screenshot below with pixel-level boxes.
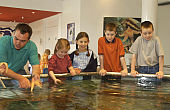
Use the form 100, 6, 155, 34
0, 77, 170, 110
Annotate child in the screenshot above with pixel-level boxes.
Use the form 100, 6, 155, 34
25, 53, 41, 75
69, 32, 97, 80
40, 49, 50, 74
129, 21, 164, 79
98, 23, 128, 79
48, 38, 77, 84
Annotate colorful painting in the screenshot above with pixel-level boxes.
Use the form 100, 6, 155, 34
104, 17, 141, 53
67, 23, 75, 44
0, 27, 14, 37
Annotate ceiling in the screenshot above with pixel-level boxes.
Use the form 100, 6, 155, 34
0, 6, 61, 23
0, 1, 169, 24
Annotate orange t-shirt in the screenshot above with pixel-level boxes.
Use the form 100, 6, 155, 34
98, 37, 125, 72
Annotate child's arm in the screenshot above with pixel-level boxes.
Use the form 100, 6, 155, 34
156, 55, 164, 79
99, 55, 107, 76
49, 71, 61, 84
120, 57, 128, 76
68, 66, 76, 76
130, 54, 138, 76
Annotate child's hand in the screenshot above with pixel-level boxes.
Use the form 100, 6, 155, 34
0, 62, 8, 75
130, 70, 138, 77
70, 69, 76, 76
156, 71, 164, 79
99, 69, 107, 76
121, 69, 128, 76
54, 78, 62, 84
75, 68, 81, 75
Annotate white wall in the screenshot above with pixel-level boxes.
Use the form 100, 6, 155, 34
158, 5, 170, 65
0, 0, 62, 12
61, 0, 81, 53
29, 20, 45, 55
80, 0, 142, 64
0, 21, 17, 28
29, 14, 61, 55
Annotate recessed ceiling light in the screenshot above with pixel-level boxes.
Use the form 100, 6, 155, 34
21, 16, 24, 19
0, 13, 2, 14
32, 12, 35, 14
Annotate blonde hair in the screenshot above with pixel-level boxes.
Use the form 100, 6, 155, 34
54, 38, 70, 54
44, 49, 51, 55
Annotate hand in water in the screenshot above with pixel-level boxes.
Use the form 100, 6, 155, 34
31, 75, 42, 92
54, 78, 63, 84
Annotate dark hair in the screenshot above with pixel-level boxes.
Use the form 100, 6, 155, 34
14, 23, 32, 39
105, 23, 117, 32
141, 21, 154, 31
54, 38, 70, 54
38, 53, 41, 61
75, 32, 90, 56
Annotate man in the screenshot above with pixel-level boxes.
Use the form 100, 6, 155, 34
0, 23, 41, 88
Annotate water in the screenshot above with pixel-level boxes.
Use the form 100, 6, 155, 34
1, 77, 170, 110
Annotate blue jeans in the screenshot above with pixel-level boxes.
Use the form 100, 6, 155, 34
43, 68, 48, 74
137, 64, 161, 85
137, 64, 159, 74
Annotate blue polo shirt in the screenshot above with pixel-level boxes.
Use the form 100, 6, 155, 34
0, 35, 39, 73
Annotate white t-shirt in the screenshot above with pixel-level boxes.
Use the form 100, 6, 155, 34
129, 36, 164, 66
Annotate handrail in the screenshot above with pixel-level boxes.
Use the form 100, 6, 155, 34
0, 72, 170, 79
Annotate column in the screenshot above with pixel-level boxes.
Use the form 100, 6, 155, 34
142, 0, 158, 34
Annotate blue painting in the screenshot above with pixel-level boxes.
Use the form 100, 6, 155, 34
0, 27, 14, 37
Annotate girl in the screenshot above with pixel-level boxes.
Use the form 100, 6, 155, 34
69, 32, 97, 80
40, 49, 50, 74
48, 38, 76, 84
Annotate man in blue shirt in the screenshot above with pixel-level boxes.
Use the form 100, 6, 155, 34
0, 23, 40, 88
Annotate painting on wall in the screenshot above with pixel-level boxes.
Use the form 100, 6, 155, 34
0, 27, 14, 37
103, 17, 141, 53
67, 23, 75, 44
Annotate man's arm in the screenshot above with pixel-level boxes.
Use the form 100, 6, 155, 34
32, 65, 41, 81
4, 68, 31, 88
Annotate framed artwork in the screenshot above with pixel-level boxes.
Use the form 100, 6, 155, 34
67, 23, 75, 44
104, 17, 141, 53
0, 27, 14, 37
